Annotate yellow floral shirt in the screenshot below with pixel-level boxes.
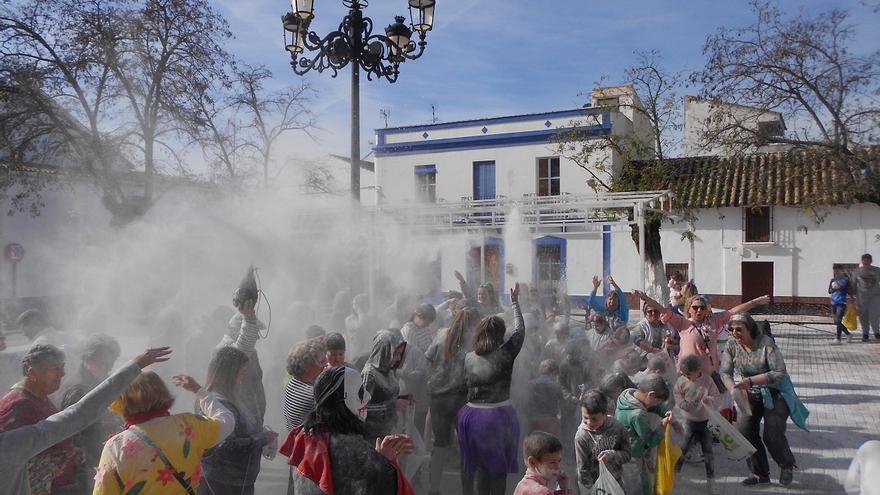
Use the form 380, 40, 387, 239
94, 413, 220, 495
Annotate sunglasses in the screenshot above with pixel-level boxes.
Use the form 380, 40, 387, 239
646, 309, 660, 314
691, 305, 707, 310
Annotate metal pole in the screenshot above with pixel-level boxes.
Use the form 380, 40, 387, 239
637, 202, 646, 292
349, 10, 362, 203
480, 231, 486, 285
11, 261, 17, 299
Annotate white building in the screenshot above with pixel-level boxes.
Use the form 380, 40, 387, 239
371, 89, 880, 310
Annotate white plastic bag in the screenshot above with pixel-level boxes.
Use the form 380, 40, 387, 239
591, 460, 625, 495
400, 408, 430, 484
705, 404, 757, 461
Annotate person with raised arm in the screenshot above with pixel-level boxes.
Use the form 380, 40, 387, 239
589, 275, 630, 325
0, 346, 171, 495
458, 283, 525, 495
633, 289, 771, 382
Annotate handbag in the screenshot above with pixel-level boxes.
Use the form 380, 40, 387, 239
696, 323, 727, 394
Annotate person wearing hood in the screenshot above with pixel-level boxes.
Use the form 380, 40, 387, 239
280, 366, 416, 495
362, 329, 409, 441
458, 283, 524, 495
614, 374, 674, 495
0, 346, 170, 495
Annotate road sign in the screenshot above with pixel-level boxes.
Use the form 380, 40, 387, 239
4, 243, 24, 262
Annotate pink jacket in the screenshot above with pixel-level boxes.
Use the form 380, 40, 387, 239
513, 468, 569, 495
669, 311, 732, 373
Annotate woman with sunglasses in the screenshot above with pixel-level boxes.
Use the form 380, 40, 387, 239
633, 291, 770, 380
720, 313, 802, 487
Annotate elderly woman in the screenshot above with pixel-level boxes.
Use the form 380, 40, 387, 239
198, 347, 278, 495
0, 347, 170, 495
93, 371, 235, 494
458, 283, 524, 495
283, 339, 328, 432
634, 291, 769, 381
589, 275, 629, 324
280, 366, 416, 495
720, 313, 807, 488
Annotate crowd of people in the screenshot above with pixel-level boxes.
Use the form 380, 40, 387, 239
0, 254, 879, 494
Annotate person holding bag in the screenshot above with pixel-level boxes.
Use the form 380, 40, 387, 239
720, 312, 804, 488
632, 290, 770, 391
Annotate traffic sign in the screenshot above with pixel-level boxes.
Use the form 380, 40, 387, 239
4, 243, 25, 262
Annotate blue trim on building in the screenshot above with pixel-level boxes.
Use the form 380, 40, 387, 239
377, 108, 596, 134
602, 225, 611, 297
533, 236, 567, 290
374, 120, 610, 157
414, 164, 436, 174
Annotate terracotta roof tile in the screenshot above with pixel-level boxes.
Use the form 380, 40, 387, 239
626, 147, 880, 208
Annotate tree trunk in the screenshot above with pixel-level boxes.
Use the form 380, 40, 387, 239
631, 216, 669, 304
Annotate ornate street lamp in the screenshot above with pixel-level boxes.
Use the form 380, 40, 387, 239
281, 0, 436, 201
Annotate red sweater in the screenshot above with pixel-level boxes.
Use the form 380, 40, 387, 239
0, 384, 75, 487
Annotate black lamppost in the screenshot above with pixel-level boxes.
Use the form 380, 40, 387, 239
282, 0, 436, 201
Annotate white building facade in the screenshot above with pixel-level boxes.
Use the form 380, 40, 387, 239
372, 96, 880, 310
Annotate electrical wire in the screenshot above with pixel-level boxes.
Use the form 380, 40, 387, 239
255, 268, 272, 339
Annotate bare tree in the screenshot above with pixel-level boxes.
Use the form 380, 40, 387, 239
553, 50, 684, 298
109, 0, 232, 204
231, 66, 316, 187
693, 1, 880, 155
0, 0, 136, 222
1, 0, 234, 224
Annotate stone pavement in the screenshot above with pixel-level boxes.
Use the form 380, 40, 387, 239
255, 320, 880, 494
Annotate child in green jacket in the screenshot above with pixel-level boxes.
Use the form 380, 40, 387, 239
614, 374, 674, 495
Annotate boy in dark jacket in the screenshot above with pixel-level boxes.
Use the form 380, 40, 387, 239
527, 360, 563, 436
574, 390, 631, 493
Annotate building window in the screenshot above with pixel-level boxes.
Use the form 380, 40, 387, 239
536, 245, 562, 292
743, 207, 772, 243
414, 165, 436, 202
537, 157, 560, 196
665, 263, 689, 281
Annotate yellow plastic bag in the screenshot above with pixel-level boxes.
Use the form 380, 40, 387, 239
654, 424, 682, 495
843, 305, 858, 331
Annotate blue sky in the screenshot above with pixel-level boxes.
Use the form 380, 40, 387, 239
213, 0, 879, 159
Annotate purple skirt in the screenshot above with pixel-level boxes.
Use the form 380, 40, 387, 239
457, 404, 520, 474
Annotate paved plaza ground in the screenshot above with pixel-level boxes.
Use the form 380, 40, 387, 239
256, 320, 880, 494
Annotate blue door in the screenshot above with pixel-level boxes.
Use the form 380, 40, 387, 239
473, 161, 496, 200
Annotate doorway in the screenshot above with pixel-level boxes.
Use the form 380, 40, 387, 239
741, 261, 773, 303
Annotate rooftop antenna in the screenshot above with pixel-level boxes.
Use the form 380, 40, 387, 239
431, 104, 438, 123
379, 108, 390, 128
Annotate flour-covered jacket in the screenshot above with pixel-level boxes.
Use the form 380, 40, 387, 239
218, 313, 267, 427
0, 362, 141, 495
362, 329, 405, 438
93, 389, 235, 495
574, 417, 631, 490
